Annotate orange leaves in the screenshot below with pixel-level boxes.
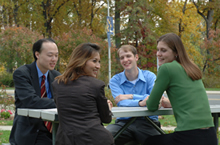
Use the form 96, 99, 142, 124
55, 28, 112, 84
200, 29, 220, 76
0, 26, 43, 71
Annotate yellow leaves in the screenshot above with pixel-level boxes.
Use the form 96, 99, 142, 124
1, 0, 15, 8
154, 1, 210, 69
0, 65, 6, 74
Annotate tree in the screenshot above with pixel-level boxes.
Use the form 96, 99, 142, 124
114, 0, 121, 48
0, 26, 43, 72
201, 29, 220, 76
192, 0, 214, 39
211, 0, 220, 31
0, 0, 108, 38
0, 0, 15, 28
55, 28, 110, 84
150, 1, 205, 68
68, 0, 107, 37
192, 0, 217, 72
111, 0, 159, 72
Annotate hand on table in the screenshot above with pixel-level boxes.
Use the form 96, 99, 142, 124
107, 100, 113, 111
138, 96, 149, 107
161, 97, 172, 108
138, 96, 169, 108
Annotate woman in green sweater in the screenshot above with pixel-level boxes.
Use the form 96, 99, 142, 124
139, 33, 217, 145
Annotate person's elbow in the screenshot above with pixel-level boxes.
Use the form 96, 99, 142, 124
147, 107, 158, 112
146, 102, 158, 112
101, 116, 112, 123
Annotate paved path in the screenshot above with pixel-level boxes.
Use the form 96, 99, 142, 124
5, 90, 220, 95
0, 126, 12, 131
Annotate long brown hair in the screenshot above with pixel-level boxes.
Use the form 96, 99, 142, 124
157, 33, 202, 80
55, 43, 100, 84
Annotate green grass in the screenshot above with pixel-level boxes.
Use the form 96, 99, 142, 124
206, 88, 220, 91
0, 120, 13, 126
159, 115, 220, 127
103, 118, 116, 126
105, 115, 220, 127
0, 130, 10, 144
158, 115, 177, 127
0, 130, 174, 144
1, 87, 220, 91
1, 116, 220, 143
0, 87, 14, 90
0, 87, 219, 143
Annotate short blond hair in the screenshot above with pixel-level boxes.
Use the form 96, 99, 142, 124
117, 45, 137, 56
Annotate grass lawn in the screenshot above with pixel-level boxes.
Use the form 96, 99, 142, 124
1, 116, 220, 143
158, 115, 177, 127
0, 130, 10, 144
206, 88, 220, 91
1, 87, 220, 91
0, 87, 14, 90
0, 87, 219, 143
0, 120, 13, 126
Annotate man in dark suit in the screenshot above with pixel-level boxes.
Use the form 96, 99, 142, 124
9, 38, 61, 145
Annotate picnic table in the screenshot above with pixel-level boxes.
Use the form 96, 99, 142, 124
17, 105, 220, 145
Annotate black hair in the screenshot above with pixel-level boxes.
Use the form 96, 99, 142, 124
32, 38, 56, 61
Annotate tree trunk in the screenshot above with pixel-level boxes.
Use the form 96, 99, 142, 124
193, 0, 214, 73
13, 0, 19, 27
2, 6, 8, 27
115, 0, 121, 48
178, 0, 187, 38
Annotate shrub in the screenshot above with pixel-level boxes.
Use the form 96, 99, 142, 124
55, 28, 110, 85
0, 26, 43, 73
0, 85, 15, 111
0, 72, 14, 87
0, 111, 10, 119
202, 75, 220, 88
105, 87, 117, 107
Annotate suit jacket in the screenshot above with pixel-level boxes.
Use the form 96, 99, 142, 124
52, 76, 114, 145
9, 62, 61, 145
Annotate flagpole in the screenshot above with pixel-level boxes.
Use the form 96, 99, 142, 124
107, 0, 111, 85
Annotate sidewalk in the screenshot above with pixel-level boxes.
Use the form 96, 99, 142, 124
5, 90, 14, 95
5, 90, 220, 95
0, 126, 12, 131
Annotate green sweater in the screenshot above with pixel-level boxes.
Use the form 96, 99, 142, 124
146, 61, 214, 131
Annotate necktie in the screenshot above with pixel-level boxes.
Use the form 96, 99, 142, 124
41, 75, 47, 98
41, 75, 52, 133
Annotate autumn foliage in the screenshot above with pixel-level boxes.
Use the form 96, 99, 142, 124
201, 29, 220, 76
0, 26, 43, 72
0, 0, 220, 87
55, 28, 111, 84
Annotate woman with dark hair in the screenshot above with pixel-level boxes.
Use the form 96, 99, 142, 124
139, 33, 217, 145
52, 43, 114, 145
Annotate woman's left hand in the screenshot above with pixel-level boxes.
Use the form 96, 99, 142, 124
107, 100, 113, 110
161, 97, 172, 108
139, 96, 149, 107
